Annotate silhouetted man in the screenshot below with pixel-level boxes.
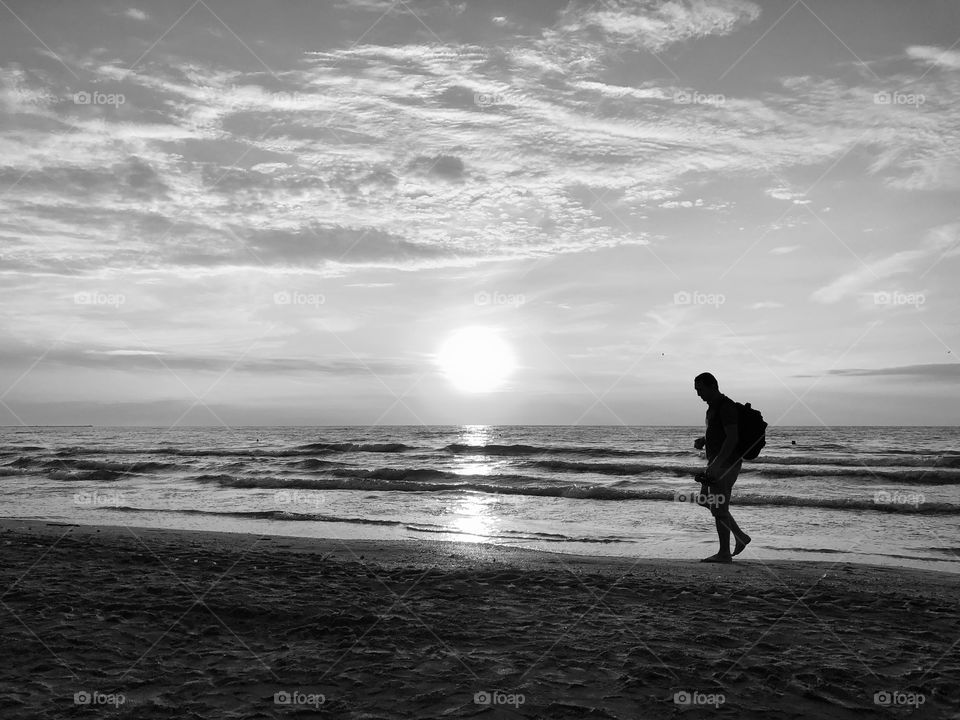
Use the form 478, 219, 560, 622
693, 372, 751, 563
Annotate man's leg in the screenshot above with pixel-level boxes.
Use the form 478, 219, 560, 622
701, 479, 732, 562
702, 462, 748, 561
726, 513, 750, 555
711, 494, 733, 559
717, 462, 751, 556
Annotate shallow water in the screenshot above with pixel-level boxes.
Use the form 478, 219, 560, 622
1, 425, 958, 573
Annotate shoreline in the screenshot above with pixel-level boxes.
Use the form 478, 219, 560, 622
2, 517, 958, 718
3, 516, 960, 587
4, 515, 959, 580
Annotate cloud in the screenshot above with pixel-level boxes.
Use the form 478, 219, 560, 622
1, 344, 417, 376
811, 223, 959, 304
774, 75, 960, 192
810, 249, 922, 304
334, 0, 401, 11
238, 225, 454, 267
552, 0, 762, 53
409, 154, 466, 180
766, 187, 809, 204
748, 301, 783, 309
906, 45, 960, 70
826, 363, 960, 378
2, 0, 959, 285
917, 223, 960, 275
92, 349, 164, 356
659, 199, 703, 208
102, 7, 149, 21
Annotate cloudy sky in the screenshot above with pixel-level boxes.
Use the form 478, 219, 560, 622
1, 0, 958, 427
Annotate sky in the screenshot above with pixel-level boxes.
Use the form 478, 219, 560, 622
0, 0, 958, 427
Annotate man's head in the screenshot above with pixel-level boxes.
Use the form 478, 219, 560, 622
694, 372, 721, 403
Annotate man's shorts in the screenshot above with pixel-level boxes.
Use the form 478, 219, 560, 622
707, 460, 742, 517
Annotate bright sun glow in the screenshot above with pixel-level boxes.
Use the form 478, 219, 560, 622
437, 327, 516, 393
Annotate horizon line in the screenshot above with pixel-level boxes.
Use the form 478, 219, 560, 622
2, 424, 957, 429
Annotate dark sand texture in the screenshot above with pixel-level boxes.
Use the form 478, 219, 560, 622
1, 519, 957, 718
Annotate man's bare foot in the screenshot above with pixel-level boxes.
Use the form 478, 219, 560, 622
733, 535, 752, 556
700, 553, 733, 563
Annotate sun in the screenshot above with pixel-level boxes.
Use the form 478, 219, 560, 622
437, 327, 517, 393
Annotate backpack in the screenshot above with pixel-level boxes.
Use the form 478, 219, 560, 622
735, 402, 767, 460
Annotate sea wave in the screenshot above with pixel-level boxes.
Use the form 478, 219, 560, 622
331, 467, 463, 482
525, 459, 960, 484
98, 506, 640, 543
743, 465, 960, 484
403, 524, 637, 543
192, 474, 960, 514
50, 442, 414, 458
102, 506, 403, 526
443, 442, 687, 458
290, 458, 346, 470
524, 459, 697, 476
44, 459, 178, 473
752, 454, 960, 469
48, 469, 144, 482
293, 442, 414, 453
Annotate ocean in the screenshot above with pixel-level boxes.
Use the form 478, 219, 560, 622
2, 425, 958, 573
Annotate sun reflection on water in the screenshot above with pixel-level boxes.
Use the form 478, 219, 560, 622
449, 493, 497, 540
459, 424, 493, 446
448, 425, 500, 539
452, 424, 499, 476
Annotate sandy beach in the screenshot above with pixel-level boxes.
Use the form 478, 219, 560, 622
1, 518, 957, 719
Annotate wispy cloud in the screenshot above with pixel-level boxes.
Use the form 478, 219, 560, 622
3, 4, 959, 282
766, 187, 809, 204
906, 45, 960, 70
827, 363, 960, 378
811, 223, 959, 304
1, 343, 417, 376
546, 0, 762, 55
